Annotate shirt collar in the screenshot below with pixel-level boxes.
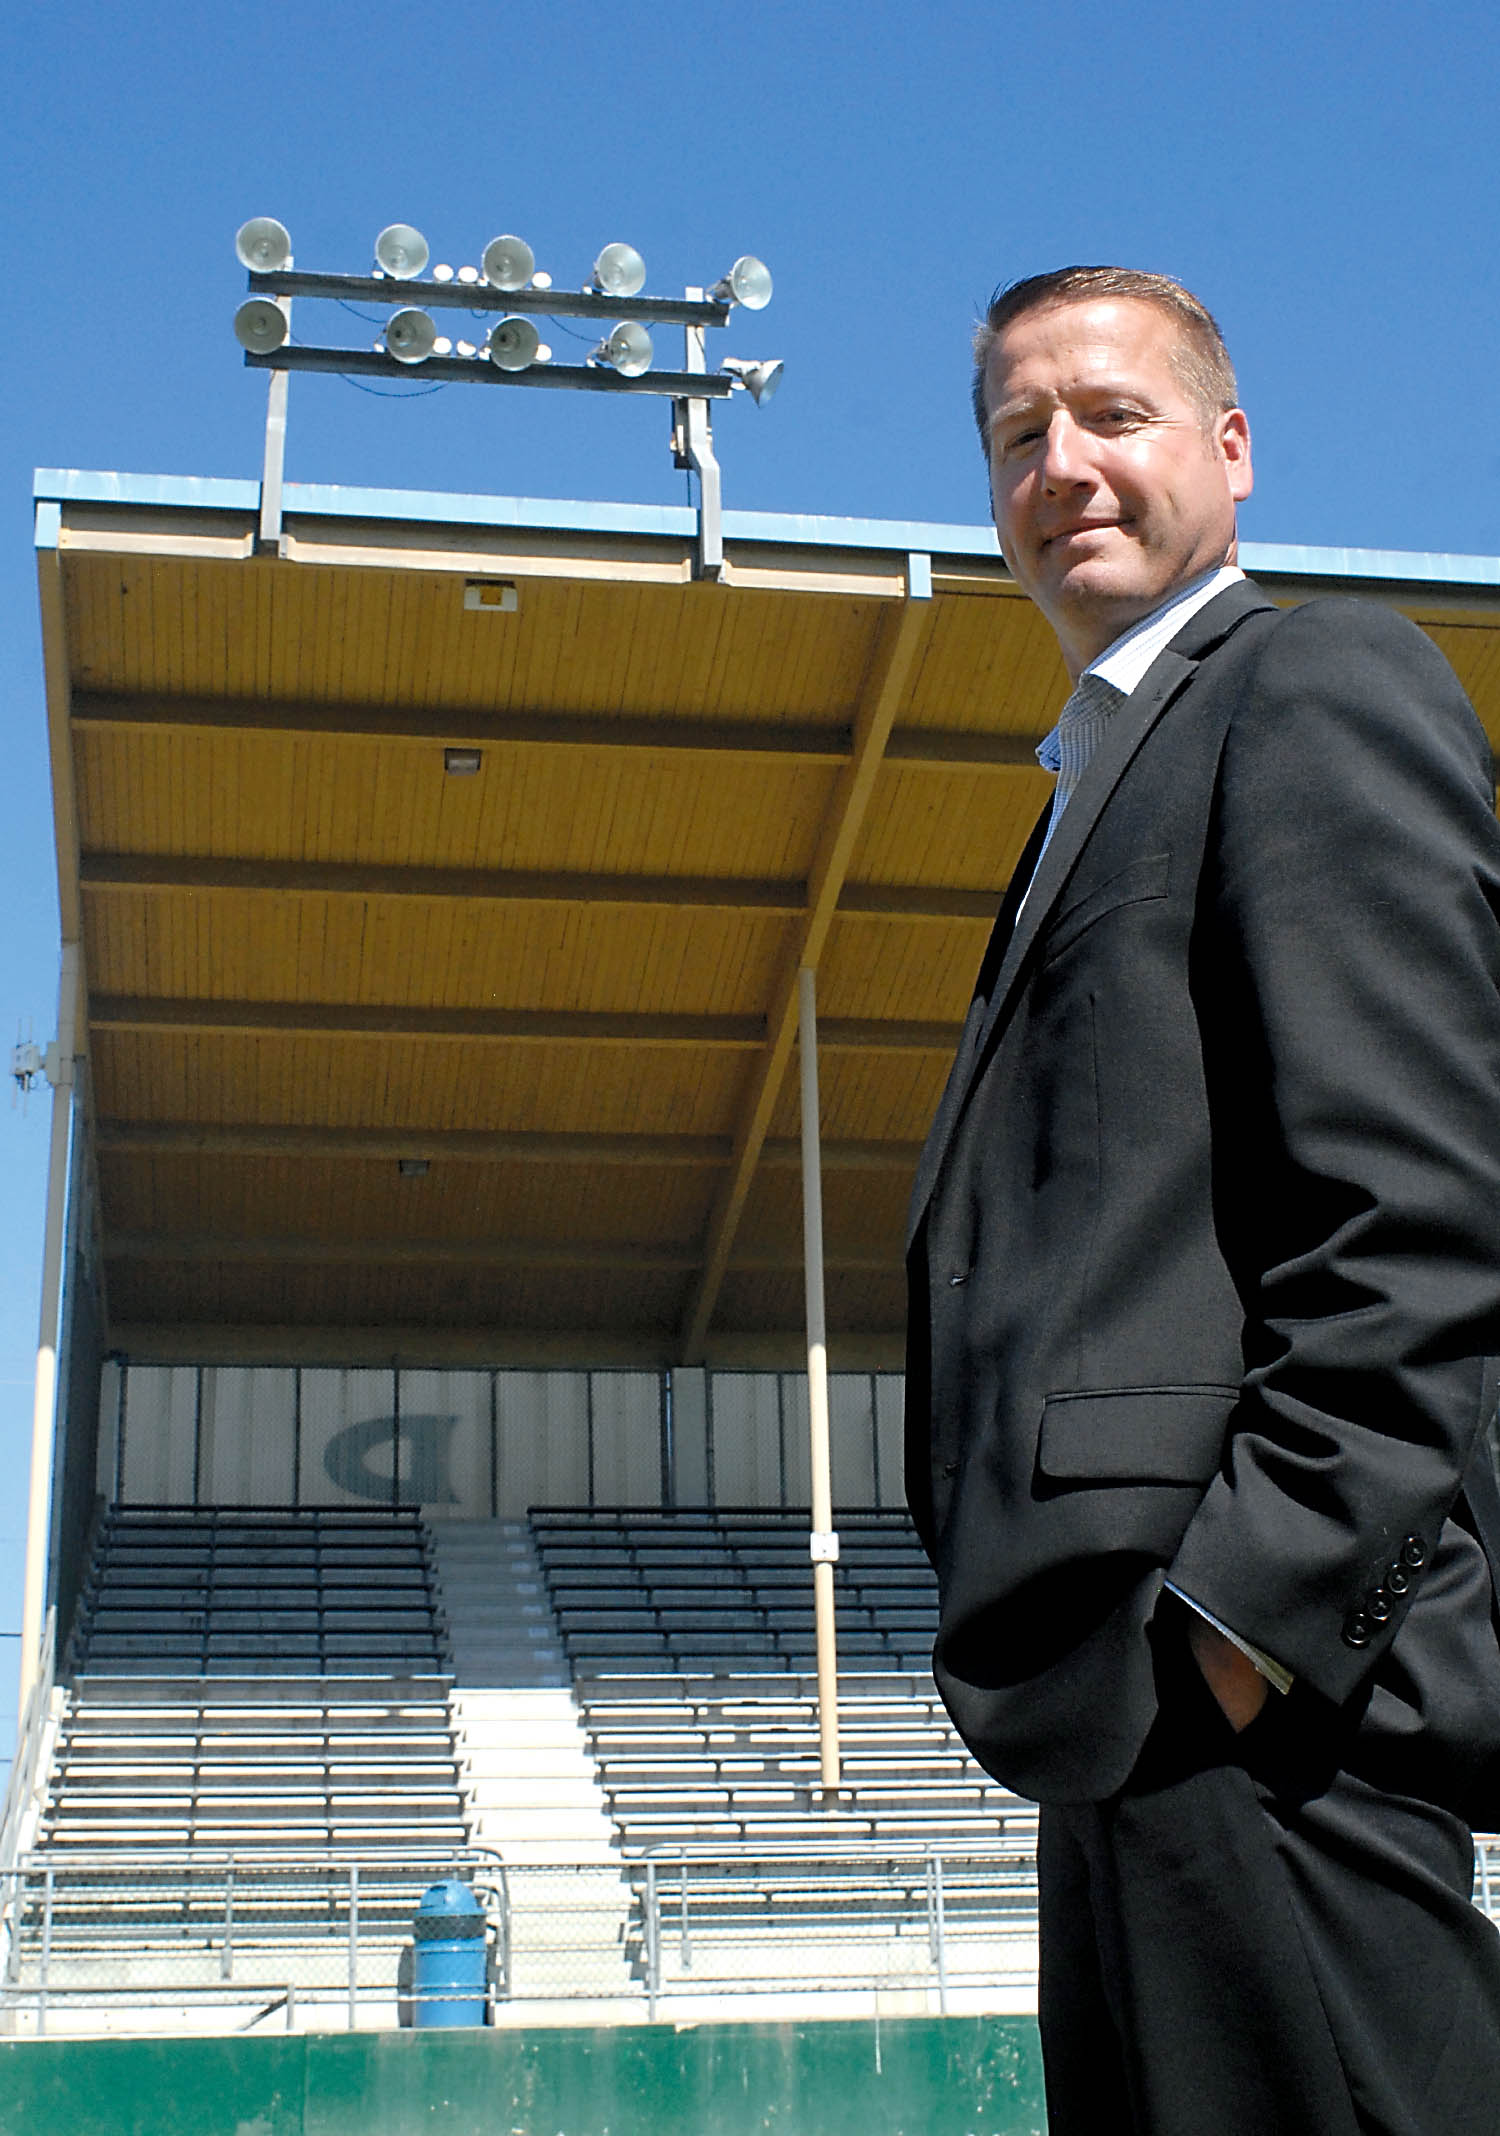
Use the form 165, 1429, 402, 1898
1086, 565, 1245, 698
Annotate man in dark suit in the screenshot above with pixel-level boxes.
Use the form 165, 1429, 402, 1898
905, 266, 1500, 2133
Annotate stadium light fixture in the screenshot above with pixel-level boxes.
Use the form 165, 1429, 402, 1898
592, 321, 654, 378
234, 299, 289, 356
374, 223, 429, 279
710, 256, 773, 310
592, 243, 647, 298
481, 235, 536, 292
720, 357, 784, 407
384, 308, 437, 364
236, 218, 292, 273
233, 218, 782, 576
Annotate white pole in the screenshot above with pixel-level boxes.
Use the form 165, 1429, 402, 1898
18, 944, 79, 1719
799, 967, 841, 1797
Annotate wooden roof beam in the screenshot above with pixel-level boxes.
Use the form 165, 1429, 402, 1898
88, 995, 963, 1051
80, 854, 1003, 920
104, 1231, 899, 1275
96, 1120, 924, 1169
72, 690, 1045, 768
679, 595, 934, 1361
72, 691, 853, 761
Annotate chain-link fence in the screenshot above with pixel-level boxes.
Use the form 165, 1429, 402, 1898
6, 1836, 1499, 2037
0, 1842, 1043, 2035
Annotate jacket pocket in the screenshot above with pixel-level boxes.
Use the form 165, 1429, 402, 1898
1041, 852, 1171, 965
1038, 1385, 1239, 1485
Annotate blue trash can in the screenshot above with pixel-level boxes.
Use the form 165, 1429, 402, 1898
411, 1879, 488, 2027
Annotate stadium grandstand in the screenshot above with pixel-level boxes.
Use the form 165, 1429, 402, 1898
6, 467, 1500, 2125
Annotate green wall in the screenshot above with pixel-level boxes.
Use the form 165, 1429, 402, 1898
0, 2015, 1045, 2136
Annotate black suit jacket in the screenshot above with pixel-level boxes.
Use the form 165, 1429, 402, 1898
906, 579, 1500, 1803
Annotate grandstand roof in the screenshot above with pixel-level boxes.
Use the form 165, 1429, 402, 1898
35, 470, 1500, 1368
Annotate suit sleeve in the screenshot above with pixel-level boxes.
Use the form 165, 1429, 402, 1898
1166, 596, 1500, 1708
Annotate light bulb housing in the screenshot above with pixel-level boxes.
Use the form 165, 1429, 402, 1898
234, 299, 289, 356
374, 223, 430, 279
236, 218, 292, 273
481, 235, 536, 292
384, 307, 437, 364
592, 243, 647, 298
712, 255, 773, 310
594, 321, 654, 377
488, 317, 541, 371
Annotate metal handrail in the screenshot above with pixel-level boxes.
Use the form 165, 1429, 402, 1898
3, 1836, 1491, 2040
0, 1616, 58, 1871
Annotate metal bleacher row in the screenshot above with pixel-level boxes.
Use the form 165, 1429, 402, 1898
6, 1502, 1037, 2028
529, 1506, 1027, 1853
46, 1507, 463, 1859
3, 1509, 475, 2029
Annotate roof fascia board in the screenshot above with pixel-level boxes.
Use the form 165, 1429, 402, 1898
33, 468, 1500, 591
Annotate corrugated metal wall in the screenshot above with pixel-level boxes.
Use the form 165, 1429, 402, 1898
97, 1363, 908, 1515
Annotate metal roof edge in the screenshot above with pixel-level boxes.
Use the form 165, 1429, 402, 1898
1241, 540, 1500, 589
34, 469, 262, 512
30, 471, 1500, 588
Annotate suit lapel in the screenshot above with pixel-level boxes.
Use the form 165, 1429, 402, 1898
906, 579, 1274, 1252
905, 803, 1052, 1238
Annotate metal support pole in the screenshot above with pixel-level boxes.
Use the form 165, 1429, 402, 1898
678, 1859, 691, 1970
221, 1860, 235, 1979
347, 1862, 359, 2030
799, 968, 841, 1797
19, 944, 78, 1722
931, 1852, 949, 2016
675, 294, 723, 581
38, 1865, 53, 2039
258, 290, 292, 550
644, 1859, 660, 2019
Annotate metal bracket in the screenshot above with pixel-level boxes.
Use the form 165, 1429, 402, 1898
675, 294, 723, 581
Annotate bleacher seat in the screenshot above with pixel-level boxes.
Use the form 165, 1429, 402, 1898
529, 1506, 1031, 1855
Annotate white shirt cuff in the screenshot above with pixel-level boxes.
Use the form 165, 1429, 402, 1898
1164, 1579, 1294, 1696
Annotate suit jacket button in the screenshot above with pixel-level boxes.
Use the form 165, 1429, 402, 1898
1400, 1536, 1427, 1570
947, 1268, 970, 1287
1343, 1611, 1374, 1648
941, 1460, 958, 1478
1386, 1564, 1409, 1596
1366, 1589, 1392, 1622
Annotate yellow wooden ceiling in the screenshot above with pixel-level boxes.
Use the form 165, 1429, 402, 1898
39, 486, 1500, 1365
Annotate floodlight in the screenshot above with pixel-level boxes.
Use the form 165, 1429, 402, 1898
592, 321, 653, 377
592, 243, 646, 298
234, 299, 289, 356
374, 223, 429, 279
384, 307, 437, 363
236, 217, 292, 272
487, 316, 541, 371
711, 255, 773, 310
482, 234, 536, 292
721, 356, 784, 406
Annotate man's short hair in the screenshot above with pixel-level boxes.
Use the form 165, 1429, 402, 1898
971, 266, 1239, 450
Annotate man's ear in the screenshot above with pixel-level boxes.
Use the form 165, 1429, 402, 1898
1219, 409, 1253, 503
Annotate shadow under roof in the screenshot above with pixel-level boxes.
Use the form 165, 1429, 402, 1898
34, 471, 1500, 1369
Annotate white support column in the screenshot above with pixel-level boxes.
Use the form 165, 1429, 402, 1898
258, 288, 292, 550
18, 943, 80, 1719
799, 966, 841, 1796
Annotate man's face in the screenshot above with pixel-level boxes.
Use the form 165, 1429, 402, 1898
982, 297, 1253, 676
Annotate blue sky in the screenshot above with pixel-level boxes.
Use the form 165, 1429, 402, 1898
1, 0, 1496, 1755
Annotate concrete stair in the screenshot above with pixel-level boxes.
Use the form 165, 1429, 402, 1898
428, 1521, 638, 2006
